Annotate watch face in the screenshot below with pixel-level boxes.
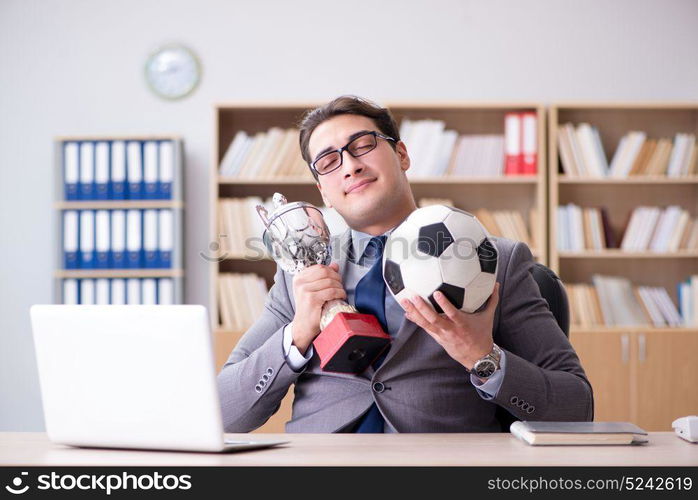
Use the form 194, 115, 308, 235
474, 359, 496, 378
145, 44, 201, 100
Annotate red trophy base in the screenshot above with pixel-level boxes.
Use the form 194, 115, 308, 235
313, 312, 391, 373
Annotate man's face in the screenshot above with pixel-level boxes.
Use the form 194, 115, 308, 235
308, 114, 411, 229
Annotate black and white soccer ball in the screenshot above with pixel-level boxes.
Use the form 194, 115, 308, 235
382, 205, 498, 314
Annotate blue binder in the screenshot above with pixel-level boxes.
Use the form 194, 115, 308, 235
110, 141, 127, 200
94, 210, 110, 269
63, 142, 80, 201
110, 210, 126, 268
94, 142, 110, 200
142, 209, 160, 268
126, 209, 143, 268
79, 210, 96, 269
63, 210, 80, 269
79, 142, 95, 200
158, 209, 173, 268
127, 141, 144, 200
158, 141, 174, 200
143, 141, 159, 200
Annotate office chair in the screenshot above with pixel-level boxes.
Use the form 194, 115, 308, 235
530, 262, 570, 338
495, 262, 571, 430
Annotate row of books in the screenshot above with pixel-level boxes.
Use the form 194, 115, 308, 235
61, 278, 176, 305
218, 128, 308, 178
218, 112, 539, 179
556, 204, 614, 251
567, 275, 696, 327
678, 276, 698, 327
557, 204, 698, 252
621, 206, 698, 252
63, 209, 175, 269
417, 198, 536, 250
62, 140, 177, 200
557, 124, 698, 178
217, 273, 268, 331
217, 198, 348, 258
400, 113, 537, 177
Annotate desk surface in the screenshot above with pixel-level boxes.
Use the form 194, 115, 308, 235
1, 433, 697, 466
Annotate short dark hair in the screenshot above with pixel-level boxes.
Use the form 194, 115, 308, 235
298, 95, 401, 180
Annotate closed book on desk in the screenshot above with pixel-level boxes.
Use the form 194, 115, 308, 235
510, 421, 648, 446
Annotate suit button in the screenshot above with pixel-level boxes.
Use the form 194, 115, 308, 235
510, 396, 519, 405
373, 382, 385, 393
527, 406, 535, 414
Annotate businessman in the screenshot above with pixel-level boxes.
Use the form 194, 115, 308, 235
217, 95, 593, 433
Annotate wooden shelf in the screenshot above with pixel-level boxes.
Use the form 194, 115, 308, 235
559, 176, 698, 184
219, 176, 539, 185
55, 201, 184, 210
551, 103, 698, 431
558, 250, 698, 258
54, 136, 186, 304
55, 269, 184, 279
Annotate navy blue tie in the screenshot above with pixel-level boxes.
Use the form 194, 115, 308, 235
353, 235, 388, 433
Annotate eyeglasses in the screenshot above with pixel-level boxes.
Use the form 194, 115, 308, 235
310, 131, 397, 176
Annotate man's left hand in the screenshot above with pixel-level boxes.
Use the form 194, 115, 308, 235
400, 282, 501, 371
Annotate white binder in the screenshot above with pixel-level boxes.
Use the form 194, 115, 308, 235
79, 210, 95, 268
110, 279, 126, 305
142, 278, 157, 305
80, 279, 95, 305
157, 278, 174, 305
62, 279, 79, 305
126, 278, 141, 305
95, 279, 110, 305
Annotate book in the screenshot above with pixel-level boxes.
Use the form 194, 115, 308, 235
521, 112, 537, 175
510, 421, 648, 446
504, 113, 522, 175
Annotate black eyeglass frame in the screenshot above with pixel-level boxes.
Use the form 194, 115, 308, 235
310, 131, 397, 176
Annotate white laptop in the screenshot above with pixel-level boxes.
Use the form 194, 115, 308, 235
29, 305, 287, 453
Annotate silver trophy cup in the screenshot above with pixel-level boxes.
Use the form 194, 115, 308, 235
256, 193, 390, 373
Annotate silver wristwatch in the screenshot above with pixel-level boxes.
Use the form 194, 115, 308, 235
472, 343, 502, 379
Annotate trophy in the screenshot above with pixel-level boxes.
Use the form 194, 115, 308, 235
256, 193, 391, 374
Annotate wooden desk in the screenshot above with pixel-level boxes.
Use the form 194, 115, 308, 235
1, 432, 696, 466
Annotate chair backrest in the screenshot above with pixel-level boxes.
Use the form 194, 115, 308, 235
530, 262, 570, 338
495, 262, 571, 431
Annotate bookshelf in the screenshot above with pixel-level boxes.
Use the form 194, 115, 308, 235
548, 103, 698, 430
54, 136, 185, 305
212, 101, 547, 432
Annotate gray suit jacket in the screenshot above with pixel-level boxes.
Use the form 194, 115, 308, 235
217, 231, 594, 433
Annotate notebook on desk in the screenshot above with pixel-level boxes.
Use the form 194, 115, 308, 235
510, 421, 649, 446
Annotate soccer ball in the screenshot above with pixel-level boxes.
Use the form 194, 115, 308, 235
382, 205, 498, 314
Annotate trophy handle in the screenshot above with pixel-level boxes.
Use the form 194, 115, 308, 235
256, 205, 271, 229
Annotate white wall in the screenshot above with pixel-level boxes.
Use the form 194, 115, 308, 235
1, 0, 697, 430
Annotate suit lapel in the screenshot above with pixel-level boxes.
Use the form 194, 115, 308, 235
334, 228, 351, 277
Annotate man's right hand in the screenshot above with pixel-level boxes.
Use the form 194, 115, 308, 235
291, 262, 346, 355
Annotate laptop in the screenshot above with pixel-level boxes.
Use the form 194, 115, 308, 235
29, 305, 287, 453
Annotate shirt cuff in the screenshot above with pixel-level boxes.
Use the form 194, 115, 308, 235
470, 349, 507, 400
283, 322, 314, 372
